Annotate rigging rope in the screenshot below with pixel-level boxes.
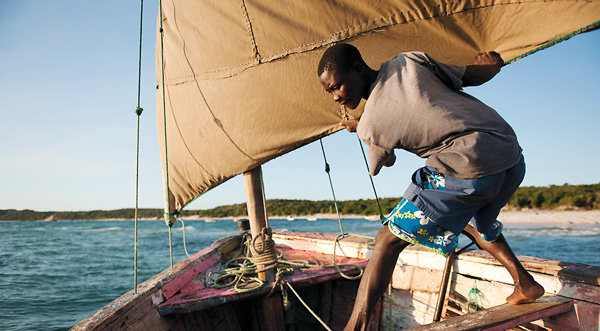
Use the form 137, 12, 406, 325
319, 138, 366, 280
158, 0, 176, 270
180, 218, 191, 257
133, 0, 144, 294
505, 21, 600, 65
319, 139, 345, 235
356, 135, 385, 222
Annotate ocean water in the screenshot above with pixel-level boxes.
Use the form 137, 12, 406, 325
1, 218, 599, 331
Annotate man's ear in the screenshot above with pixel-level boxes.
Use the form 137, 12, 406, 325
352, 62, 364, 77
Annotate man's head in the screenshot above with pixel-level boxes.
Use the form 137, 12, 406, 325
318, 43, 374, 110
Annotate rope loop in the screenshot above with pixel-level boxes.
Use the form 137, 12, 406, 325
332, 234, 364, 280
467, 280, 482, 313
163, 211, 179, 227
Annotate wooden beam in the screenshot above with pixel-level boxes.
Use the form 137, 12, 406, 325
406, 295, 573, 331
243, 166, 274, 282
243, 167, 268, 243
243, 166, 284, 331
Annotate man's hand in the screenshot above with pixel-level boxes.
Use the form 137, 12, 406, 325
471, 51, 504, 66
339, 118, 359, 132
462, 51, 504, 87
384, 152, 396, 167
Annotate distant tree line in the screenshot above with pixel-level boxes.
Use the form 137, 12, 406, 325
507, 183, 599, 210
2, 183, 598, 221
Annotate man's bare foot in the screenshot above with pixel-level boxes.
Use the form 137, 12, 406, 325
506, 282, 545, 304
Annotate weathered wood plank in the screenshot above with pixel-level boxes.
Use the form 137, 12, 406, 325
391, 265, 443, 292
406, 295, 573, 331
71, 235, 241, 331
529, 300, 600, 331
158, 258, 367, 315
379, 289, 439, 329
558, 263, 600, 286
273, 231, 375, 260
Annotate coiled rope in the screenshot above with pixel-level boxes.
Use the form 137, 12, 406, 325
208, 224, 364, 330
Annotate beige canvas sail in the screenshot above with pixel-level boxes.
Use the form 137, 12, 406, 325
156, 0, 599, 210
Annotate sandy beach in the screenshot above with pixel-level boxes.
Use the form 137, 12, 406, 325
496, 209, 600, 226
115, 209, 600, 227
263, 210, 600, 227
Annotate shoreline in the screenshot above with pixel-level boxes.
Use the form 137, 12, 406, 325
2, 210, 599, 226
496, 210, 600, 226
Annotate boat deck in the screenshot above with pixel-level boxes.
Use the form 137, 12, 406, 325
408, 295, 573, 331
157, 242, 368, 316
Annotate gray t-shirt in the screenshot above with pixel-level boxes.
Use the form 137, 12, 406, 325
357, 52, 521, 178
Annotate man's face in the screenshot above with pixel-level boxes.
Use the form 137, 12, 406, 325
319, 67, 365, 110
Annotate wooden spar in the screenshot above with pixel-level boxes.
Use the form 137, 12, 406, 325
243, 168, 268, 246
433, 251, 456, 322
243, 166, 285, 331
163, 189, 177, 226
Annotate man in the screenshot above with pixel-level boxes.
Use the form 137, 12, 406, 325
317, 43, 544, 330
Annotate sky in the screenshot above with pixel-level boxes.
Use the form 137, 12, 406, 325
1, 1, 599, 212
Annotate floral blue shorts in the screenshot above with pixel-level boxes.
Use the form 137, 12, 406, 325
402, 157, 524, 237
385, 167, 506, 257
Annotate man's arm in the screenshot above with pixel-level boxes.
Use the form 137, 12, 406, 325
462, 51, 504, 87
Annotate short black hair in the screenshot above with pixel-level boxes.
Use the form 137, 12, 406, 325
317, 43, 367, 76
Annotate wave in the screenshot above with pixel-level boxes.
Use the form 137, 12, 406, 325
53, 226, 122, 232
173, 225, 197, 232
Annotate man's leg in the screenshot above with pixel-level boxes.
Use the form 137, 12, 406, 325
462, 225, 544, 304
344, 226, 410, 331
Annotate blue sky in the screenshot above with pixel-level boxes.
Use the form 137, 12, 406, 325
1, 1, 599, 212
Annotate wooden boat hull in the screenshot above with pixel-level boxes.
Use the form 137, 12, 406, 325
72, 231, 600, 330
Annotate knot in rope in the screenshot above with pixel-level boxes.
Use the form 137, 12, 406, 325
248, 227, 278, 273
163, 211, 179, 227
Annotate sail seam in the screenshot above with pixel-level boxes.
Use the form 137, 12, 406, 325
239, 0, 261, 64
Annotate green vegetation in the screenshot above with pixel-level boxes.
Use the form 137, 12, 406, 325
2, 183, 598, 221
508, 183, 600, 210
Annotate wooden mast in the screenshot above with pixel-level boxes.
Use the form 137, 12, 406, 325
243, 166, 285, 330
243, 166, 270, 277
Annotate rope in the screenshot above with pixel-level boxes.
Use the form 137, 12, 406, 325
319, 139, 345, 235
286, 282, 333, 331
319, 138, 365, 280
332, 234, 364, 280
158, 0, 176, 269
505, 21, 600, 65
168, 226, 174, 269
180, 218, 190, 257
133, 0, 145, 294
248, 227, 279, 273
467, 280, 482, 313
208, 227, 364, 329
356, 135, 385, 222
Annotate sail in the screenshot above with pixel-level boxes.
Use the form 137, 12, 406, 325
156, 0, 599, 210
